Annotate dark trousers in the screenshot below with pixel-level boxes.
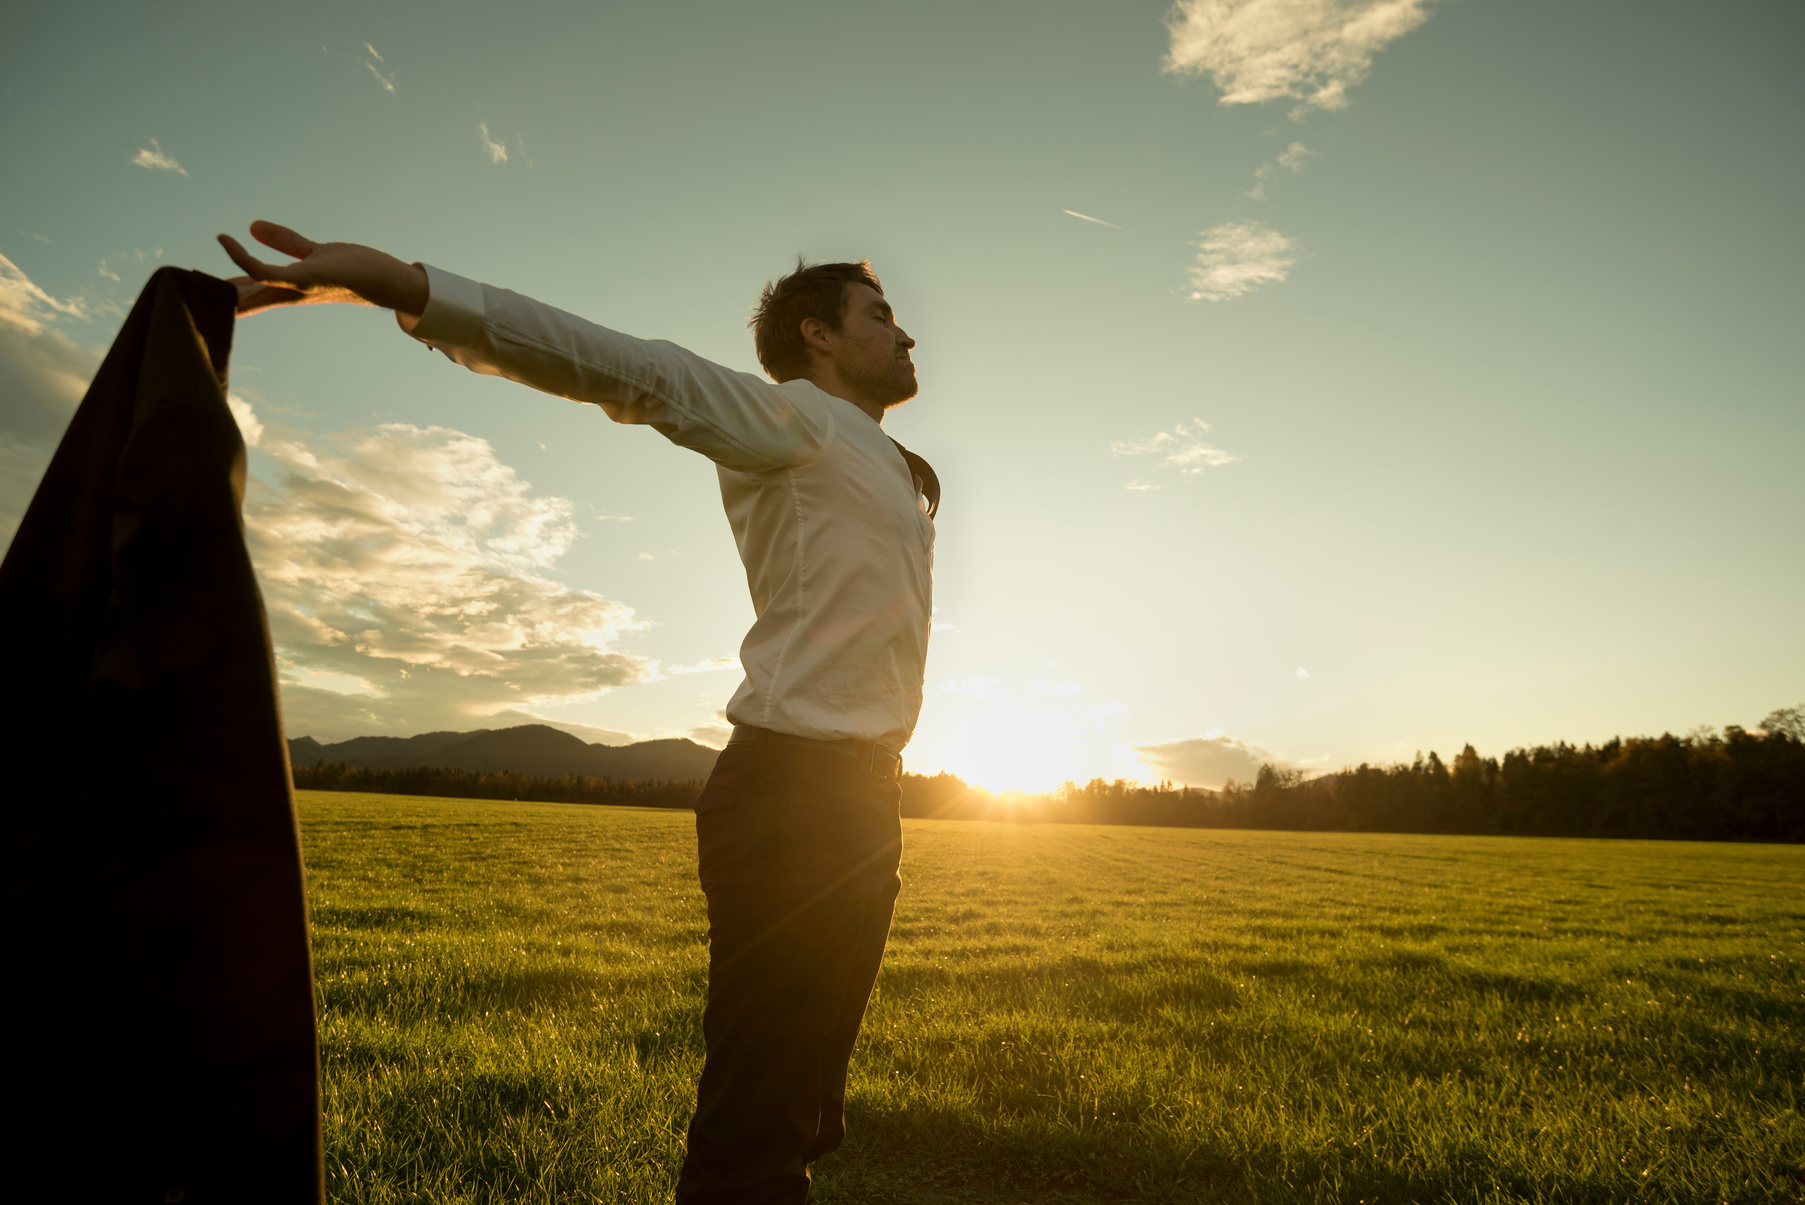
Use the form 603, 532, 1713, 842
676, 734, 904, 1205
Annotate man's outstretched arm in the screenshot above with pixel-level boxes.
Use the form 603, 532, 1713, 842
218, 221, 427, 317
217, 221, 832, 473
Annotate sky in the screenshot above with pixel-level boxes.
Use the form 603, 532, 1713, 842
2, 0, 1801, 792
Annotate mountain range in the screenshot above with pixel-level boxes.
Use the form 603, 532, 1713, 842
287, 724, 721, 782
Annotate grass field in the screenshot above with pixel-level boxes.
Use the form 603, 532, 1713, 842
297, 790, 1804, 1204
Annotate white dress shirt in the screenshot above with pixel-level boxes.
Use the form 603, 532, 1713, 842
401, 265, 935, 750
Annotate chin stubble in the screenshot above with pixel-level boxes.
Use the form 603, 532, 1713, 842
848, 356, 918, 406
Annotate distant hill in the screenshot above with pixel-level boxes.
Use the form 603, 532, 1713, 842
288, 724, 720, 782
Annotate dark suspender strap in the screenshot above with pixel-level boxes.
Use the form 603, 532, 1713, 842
888, 438, 940, 520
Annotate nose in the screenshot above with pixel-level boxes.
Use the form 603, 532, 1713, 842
896, 326, 915, 350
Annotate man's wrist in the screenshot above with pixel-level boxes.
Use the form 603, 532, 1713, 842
390, 261, 429, 317
397, 264, 484, 348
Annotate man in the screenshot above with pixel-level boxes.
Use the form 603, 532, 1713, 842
220, 222, 938, 1203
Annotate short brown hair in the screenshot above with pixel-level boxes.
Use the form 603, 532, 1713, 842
750, 258, 884, 382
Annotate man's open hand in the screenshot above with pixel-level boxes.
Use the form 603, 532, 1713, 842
218, 221, 429, 318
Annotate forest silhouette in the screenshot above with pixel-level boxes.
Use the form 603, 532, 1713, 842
292, 706, 1805, 844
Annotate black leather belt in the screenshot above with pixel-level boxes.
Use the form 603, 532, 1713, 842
726, 725, 903, 782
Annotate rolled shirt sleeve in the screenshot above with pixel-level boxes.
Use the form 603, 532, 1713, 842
400, 264, 832, 473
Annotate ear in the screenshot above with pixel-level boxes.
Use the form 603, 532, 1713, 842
799, 315, 834, 356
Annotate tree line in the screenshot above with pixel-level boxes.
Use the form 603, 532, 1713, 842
291, 762, 702, 809
294, 707, 1805, 844
905, 710, 1805, 843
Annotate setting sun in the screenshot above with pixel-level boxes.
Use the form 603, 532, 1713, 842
929, 677, 1142, 793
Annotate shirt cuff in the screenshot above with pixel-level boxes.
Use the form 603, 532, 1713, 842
396, 263, 486, 347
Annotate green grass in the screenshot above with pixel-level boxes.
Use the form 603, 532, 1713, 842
298, 791, 1804, 1204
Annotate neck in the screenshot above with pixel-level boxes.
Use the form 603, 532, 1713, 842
800, 368, 886, 425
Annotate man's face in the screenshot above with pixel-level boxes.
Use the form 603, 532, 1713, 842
828, 283, 918, 407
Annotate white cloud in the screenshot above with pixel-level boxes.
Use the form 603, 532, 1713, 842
687, 713, 734, 749
0, 255, 100, 545
1185, 220, 1297, 302
226, 393, 264, 447
1278, 141, 1315, 171
238, 405, 659, 739
364, 42, 384, 62
0, 253, 89, 334
130, 139, 187, 175
665, 656, 738, 675
1063, 209, 1124, 230
1247, 140, 1317, 199
1110, 417, 1239, 477
1295, 666, 1310, 679
97, 260, 121, 282
366, 60, 396, 93
478, 123, 509, 165
1164, 0, 1437, 116
1134, 732, 1275, 788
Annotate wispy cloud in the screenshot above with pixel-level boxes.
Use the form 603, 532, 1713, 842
687, 713, 734, 749
1247, 140, 1317, 199
0, 255, 100, 543
1165, 0, 1437, 116
1278, 142, 1315, 171
225, 393, 264, 447
363, 42, 395, 92
129, 138, 187, 176
1110, 417, 1239, 479
1064, 209, 1124, 230
478, 123, 509, 165
665, 657, 739, 676
0, 254, 89, 334
365, 59, 396, 93
97, 259, 120, 282
234, 403, 658, 739
1134, 731, 1274, 788
1185, 220, 1297, 301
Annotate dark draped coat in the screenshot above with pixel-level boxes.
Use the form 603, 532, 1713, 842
0, 268, 322, 1203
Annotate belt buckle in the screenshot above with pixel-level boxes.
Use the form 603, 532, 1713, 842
868, 744, 901, 782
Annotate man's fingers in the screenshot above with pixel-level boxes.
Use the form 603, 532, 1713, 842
218, 234, 306, 285
218, 234, 277, 280
249, 220, 317, 261
218, 234, 262, 273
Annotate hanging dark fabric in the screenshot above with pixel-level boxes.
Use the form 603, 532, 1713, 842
0, 268, 323, 1203
889, 437, 940, 520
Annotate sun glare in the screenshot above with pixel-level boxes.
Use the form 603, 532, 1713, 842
924, 678, 1143, 793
